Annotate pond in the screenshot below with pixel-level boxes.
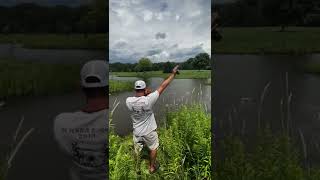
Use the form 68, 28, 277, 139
213, 54, 320, 165
110, 76, 211, 136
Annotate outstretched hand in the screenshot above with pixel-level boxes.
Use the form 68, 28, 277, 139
172, 65, 180, 75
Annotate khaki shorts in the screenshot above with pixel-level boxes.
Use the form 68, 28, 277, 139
133, 130, 159, 153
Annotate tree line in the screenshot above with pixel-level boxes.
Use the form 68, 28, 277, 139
0, 0, 106, 33
110, 53, 211, 73
214, 0, 320, 27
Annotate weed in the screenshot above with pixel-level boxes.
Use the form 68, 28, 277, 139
109, 105, 211, 179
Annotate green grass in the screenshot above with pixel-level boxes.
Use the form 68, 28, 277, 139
215, 128, 320, 180
0, 60, 81, 99
0, 34, 106, 49
109, 105, 211, 179
0, 159, 6, 180
303, 62, 320, 73
214, 27, 320, 54
111, 70, 211, 79
110, 80, 133, 94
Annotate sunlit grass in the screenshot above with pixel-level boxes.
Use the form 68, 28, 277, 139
109, 80, 133, 94
109, 105, 211, 179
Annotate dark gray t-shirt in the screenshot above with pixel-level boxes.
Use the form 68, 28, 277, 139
54, 109, 108, 180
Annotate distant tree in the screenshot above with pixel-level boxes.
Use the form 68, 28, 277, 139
212, 10, 222, 41
135, 58, 152, 72
181, 57, 194, 70
163, 61, 175, 73
193, 53, 210, 71
86, 0, 107, 33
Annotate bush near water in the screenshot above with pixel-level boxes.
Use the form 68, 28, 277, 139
109, 105, 211, 179
0, 60, 80, 99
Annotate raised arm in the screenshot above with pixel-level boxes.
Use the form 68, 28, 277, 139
157, 65, 179, 95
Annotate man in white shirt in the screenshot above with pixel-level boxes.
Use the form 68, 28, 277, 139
54, 60, 108, 180
126, 65, 179, 173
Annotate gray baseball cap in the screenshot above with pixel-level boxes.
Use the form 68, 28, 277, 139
134, 80, 146, 90
81, 60, 108, 88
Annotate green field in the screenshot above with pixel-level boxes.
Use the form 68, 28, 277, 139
0, 34, 106, 49
111, 70, 211, 79
0, 60, 81, 99
109, 105, 211, 179
110, 80, 133, 94
214, 27, 320, 54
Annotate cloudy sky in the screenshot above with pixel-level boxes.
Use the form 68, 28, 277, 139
110, 0, 211, 63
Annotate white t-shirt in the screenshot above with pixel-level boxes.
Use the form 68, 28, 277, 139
53, 109, 108, 180
126, 91, 159, 136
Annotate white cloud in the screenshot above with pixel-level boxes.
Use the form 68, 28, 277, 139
190, 10, 201, 17
148, 51, 170, 62
155, 13, 164, 21
175, 14, 180, 21
142, 10, 153, 22
110, 0, 211, 63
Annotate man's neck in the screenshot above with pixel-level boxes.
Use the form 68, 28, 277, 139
135, 92, 144, 97
82, 97, 108, 113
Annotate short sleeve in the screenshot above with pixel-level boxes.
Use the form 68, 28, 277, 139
126, 98, 132, 111
147, 90, 159, 107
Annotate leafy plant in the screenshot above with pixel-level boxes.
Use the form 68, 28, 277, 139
109, 105, 211, 179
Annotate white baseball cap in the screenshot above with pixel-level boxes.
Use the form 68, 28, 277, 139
81, 60, 108, 88
134, 80, 146, 90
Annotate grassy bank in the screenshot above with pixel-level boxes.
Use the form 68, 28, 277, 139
214, 27, 320, 54
109, 105, 211, 179
110, 80, 133, 94
216, 129, 320, 180
0, 34, 106, 50
111, 70, 211, 79
0, 60, 81, 99
303, 62, 320, 74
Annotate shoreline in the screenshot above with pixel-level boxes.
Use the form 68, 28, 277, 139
110, 70, 211, 79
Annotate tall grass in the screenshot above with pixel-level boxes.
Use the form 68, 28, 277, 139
1, 116, 34, 180
109, 80, 133, 94
216, 130, 306, 180
0, 60, 81, 99
109, 105, 211, 179
216, 72, 320, 179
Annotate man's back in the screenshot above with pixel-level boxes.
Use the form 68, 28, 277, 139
54, 109, 108, 180
126, 91, 159, 136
